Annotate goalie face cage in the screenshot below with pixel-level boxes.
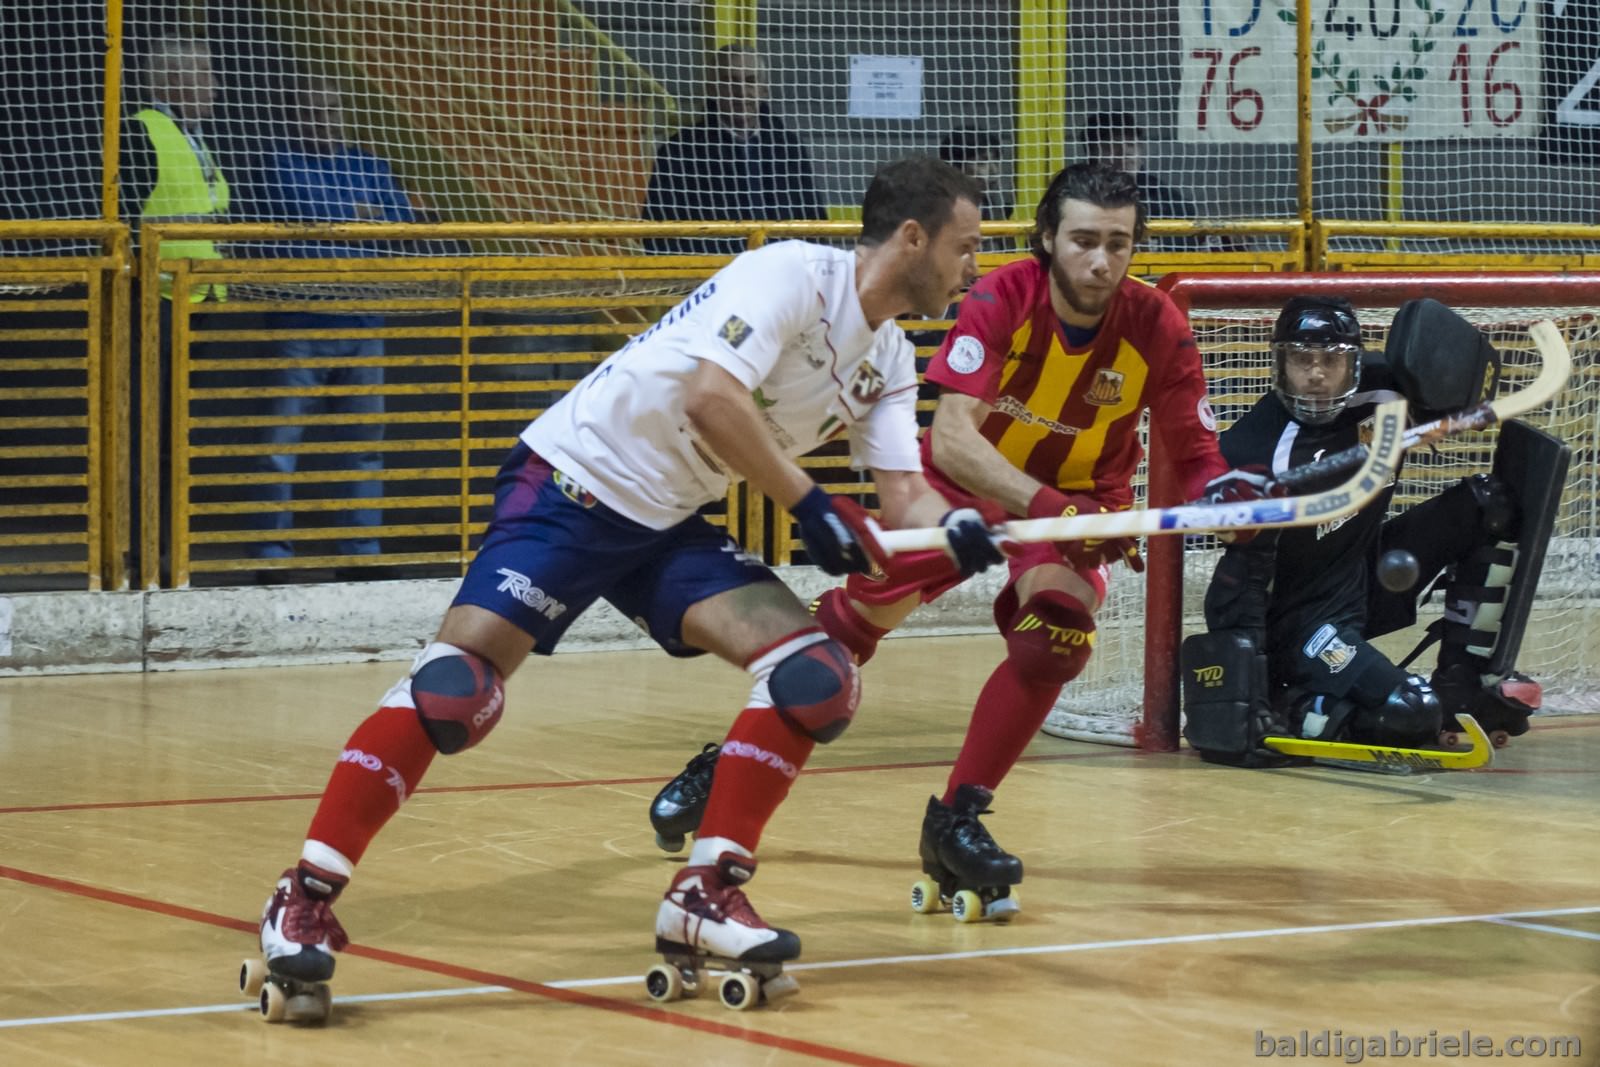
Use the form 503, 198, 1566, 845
1043, 272, 1600, 751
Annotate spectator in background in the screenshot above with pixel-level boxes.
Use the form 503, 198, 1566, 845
642, 43, 825, 255
1080, 111, 1239, 252
249, 74, 415, 578
122, 34, 231, 585
938, 126, 1013, 235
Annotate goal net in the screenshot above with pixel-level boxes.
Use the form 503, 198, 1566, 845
1043, 273, 1600, 749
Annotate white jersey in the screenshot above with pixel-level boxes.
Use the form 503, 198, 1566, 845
520, 241, 923, 529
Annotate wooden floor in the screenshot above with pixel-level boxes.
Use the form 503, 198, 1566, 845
1, 635, 1596, 1066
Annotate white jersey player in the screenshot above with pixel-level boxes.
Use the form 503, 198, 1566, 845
249, 156, 1012, 1016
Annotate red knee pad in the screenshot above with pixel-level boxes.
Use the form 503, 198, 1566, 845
768, 636, 860, 743
412, 648, 505, 754
1002, 590, 1096, 686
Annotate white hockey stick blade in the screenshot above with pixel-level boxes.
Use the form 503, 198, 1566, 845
875, 398, 1406, 553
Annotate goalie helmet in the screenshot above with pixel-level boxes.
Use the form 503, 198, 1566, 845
1271, 296, 1363, 425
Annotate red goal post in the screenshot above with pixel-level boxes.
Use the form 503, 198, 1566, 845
1042, 271, 1600, 752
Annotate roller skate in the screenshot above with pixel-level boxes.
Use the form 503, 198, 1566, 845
646, 850, 800, 1011
238, 863, 349, 1023
648, 742, 720, 852
1433, 663, 1538, 749
910, 784, 1023, 923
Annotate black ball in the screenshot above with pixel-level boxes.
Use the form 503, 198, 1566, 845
1377, 549, 1421, 593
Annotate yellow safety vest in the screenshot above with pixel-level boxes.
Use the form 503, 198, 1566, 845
136, 108, 229, 302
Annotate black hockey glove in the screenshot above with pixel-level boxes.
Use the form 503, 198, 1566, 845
939, 501, 1012, 577
792, 487, 879, 576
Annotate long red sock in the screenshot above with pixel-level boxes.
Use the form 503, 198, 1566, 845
811, 587, 888, 664
699, 706, 815, 853
305, 705, 437, 865
943, 658, 1063, 804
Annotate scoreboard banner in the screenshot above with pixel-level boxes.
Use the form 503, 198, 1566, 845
1179, 0, 1541, 142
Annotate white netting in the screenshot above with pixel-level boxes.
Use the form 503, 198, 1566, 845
1045, 298, 1600, 746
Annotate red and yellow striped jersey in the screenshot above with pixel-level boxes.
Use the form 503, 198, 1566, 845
922, 257, 1226, 509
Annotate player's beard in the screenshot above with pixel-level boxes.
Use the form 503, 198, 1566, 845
1049, 257, 1115, 319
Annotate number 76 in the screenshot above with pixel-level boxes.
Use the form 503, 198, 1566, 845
1193, 48, 1265, 131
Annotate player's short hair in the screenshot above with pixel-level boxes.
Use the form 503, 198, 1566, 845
1028, 161, 1147, 260
938, 126, 1002, 168
859, 156, 983, 246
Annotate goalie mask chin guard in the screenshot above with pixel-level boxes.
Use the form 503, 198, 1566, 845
1271, 296, 1363, 426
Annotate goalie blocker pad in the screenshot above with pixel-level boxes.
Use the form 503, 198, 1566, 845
1181, 629, 1272, 758
1477, 419, 1569, 677
1385, 298, 1501, 419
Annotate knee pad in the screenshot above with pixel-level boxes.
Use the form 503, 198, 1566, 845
753, 631, 860, 743
1462, 473, 1516, 539
1002, 590, 1095, 687
1350, 675, 1442, 748
410, 643, 505, 754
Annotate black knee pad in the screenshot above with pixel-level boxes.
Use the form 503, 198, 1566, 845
411, 646, 505, 754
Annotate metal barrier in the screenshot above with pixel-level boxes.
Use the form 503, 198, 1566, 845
0, 221, 128, 590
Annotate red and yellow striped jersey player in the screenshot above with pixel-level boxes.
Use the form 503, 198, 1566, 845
650, 161, 1270, 918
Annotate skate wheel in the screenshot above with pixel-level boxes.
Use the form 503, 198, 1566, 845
762, 972, 800, 1002
239, 957, 266, 998
259, 981, 288, 1023
718, 971, 759, 1011
950, 889, 983, 924
986, 893, 1021, 923
1439, 731, 1462, 748
286, 986, 331, 1024
910, 878, 941, 914
654, 832, 685, 853
1490, 730, 1511, 749
644, 963, 684, 1003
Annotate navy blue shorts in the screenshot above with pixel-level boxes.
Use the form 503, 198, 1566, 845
451, 443, 779, 655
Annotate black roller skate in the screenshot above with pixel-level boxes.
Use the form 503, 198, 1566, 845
649, 742, 720, 852
1432, 663, 1538, 749
239, 863, 349, 1023
910, 784, 1023, 923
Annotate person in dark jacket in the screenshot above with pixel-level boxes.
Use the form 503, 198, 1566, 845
642, 43, 824, 255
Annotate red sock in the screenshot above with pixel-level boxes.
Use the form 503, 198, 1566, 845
943, 658, 1062, 804
305, 705, 437, 865
811, 587, 889, 664
699, 706, 815, 853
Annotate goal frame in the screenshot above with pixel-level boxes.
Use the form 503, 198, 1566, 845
1127, 270, 1600, 752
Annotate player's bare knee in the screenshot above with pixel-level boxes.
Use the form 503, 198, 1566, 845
1003, 590, 1096, 686
765, 635, 860, 743
409, 643, 505, 754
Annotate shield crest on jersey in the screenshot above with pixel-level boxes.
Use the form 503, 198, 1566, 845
1358, 415, 1375, 447
1083, 368, 1125, 406
849, 361, 886, 404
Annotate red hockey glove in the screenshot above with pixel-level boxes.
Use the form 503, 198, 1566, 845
1027, 487, 1143, 573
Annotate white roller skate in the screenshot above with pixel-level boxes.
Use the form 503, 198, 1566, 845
646, 850, 801, 1011
238, 863, 349, 1023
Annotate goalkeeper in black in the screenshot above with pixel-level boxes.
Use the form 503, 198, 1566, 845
1182, 296, 1562, 764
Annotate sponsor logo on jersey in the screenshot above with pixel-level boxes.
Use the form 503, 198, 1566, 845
995, 394, 1080, 437
848, 360, 886, 404
1082, 367, 1126, 406
1197, 397, 1218, 432
946, 335, 986, 374
494, 568, 568, 620
719, 314, 753, 348
1303, 623, 1356, 673
624, 281, 715, 350
721, 738, 799, 779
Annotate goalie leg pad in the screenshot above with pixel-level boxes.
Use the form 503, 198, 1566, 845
1442, 419, 1570, 678
759, 632, 860, 744
1002, 590, 1095, 687
1181, 629, 1272, 756
411, 644, 506, 754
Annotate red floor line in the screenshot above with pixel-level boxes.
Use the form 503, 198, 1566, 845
0, 748, 1134, 816
0, 863, 916, 1067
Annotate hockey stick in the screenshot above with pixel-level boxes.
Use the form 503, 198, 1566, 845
1266, 317, 1572, 494
873, 398, 1407, 553
1259, 713, 1493, 771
